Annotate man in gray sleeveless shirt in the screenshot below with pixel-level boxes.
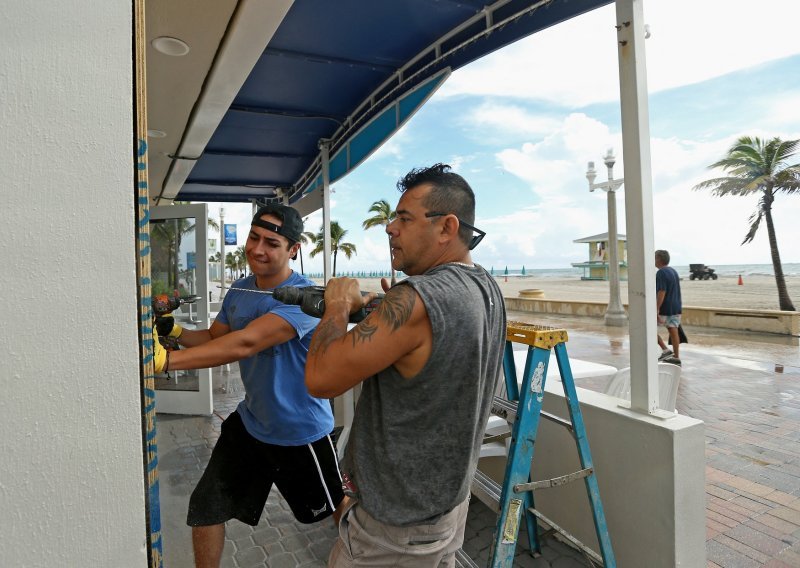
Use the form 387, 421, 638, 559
306, 164, 506, 567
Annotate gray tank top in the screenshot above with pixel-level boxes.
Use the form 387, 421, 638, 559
343, 263, 506, 525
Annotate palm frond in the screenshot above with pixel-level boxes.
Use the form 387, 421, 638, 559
741, 209, 762, 245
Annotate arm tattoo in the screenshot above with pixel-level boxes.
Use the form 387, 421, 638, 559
318, 285, 417, 351
350, 286, 414, 345
309, 318, 346, 356
351, 319, 378, 346
376, 285, 415, 331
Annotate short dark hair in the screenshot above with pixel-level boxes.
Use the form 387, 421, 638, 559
397, 163, 476, 247
655, 249, 670, 265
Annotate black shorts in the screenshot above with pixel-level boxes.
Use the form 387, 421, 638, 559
186, 411, 344, 527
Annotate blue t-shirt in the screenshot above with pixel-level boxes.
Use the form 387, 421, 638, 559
216, 272, 332, 445
656, 265, 682, 316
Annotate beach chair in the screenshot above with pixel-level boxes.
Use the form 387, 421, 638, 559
603, 362, 682, 412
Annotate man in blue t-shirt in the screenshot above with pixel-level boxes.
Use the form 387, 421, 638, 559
151, 204, 343, 567
655, 249, 683, 365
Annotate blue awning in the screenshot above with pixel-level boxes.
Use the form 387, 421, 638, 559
174, 0, 611, 207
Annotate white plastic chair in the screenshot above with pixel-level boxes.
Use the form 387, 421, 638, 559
480, 373, 514, 458
603, 362, 682, 412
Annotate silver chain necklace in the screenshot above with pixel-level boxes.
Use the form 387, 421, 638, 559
442, 261, 475, 268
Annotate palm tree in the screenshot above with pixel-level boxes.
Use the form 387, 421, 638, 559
362, 199, 397, 284
297, 218, 311, 274
305, 221, 357, 277
225, 252, 237, 281
694, 136, 799, 311
233, 245, 247, 278
151, 210, 220, 292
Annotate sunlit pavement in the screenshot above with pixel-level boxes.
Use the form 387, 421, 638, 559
156, 312, 800, 567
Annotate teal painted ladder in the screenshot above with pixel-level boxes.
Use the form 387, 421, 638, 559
457, 322, 616, 568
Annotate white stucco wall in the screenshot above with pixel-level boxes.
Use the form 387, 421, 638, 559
0, 2, 148, 566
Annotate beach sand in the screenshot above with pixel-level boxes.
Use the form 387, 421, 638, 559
319, 273, 800, 312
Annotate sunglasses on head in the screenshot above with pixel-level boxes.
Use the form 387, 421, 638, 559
424, 212, 486, 250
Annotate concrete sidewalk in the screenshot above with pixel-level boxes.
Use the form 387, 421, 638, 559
156, 312, 800, 567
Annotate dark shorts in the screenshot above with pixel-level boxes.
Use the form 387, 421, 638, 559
187, 410, 344, 527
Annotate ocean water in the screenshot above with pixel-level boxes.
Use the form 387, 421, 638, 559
318, 263, 800, 280
486, 263, 800, 279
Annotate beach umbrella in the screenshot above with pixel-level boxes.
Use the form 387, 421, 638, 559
521, 265, 526, 275
504, 266, 508, 275
490, 266, 494, 275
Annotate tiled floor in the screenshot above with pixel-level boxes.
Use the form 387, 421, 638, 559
156, 311, 800, 567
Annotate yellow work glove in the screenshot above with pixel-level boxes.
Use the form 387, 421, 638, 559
155, 314, 183, 339
152, 325, 168, 374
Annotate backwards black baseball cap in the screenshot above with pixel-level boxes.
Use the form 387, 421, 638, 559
251, 204, 304, 244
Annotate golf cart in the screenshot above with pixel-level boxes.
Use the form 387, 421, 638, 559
689, 264, 717, 280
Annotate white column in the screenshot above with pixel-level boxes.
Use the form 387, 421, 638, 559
615, 0, 660, 414
319, 140, 332, 283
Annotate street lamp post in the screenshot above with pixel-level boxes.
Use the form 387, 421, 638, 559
586, 149, 627, 326
219, 207, 226, 300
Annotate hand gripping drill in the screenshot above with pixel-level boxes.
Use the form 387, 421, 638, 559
271, 285, 383, 323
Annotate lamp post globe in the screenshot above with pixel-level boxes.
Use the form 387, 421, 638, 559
586, 161, 597, 188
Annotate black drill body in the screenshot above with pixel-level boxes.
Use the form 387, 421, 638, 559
152, 294, 201, 317
272, 285, 383, 322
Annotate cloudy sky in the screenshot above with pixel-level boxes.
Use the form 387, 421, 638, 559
215, 0, 800, 274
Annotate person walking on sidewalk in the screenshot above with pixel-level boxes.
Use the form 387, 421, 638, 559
152, 204, 345, 568
305, 163, 506, 567
655, 249, 683, 365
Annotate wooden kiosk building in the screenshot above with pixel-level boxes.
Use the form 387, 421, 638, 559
571, 232, 628, 281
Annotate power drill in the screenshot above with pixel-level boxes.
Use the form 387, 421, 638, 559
272, 285, 383, 323
152, 293, 201, 317
152, 293, 201, 356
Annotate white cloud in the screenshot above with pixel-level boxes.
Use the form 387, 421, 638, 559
494, 113, 619, 201
461, 101, 562, 141
652, 183, 800, 266
438, 1, 800, 107
473, 201, 605, 269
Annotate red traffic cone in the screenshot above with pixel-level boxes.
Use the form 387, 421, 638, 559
738, 274, 743, 286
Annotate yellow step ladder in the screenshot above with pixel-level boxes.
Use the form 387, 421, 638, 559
457, 322, 616, 567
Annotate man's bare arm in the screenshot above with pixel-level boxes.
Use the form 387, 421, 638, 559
168, 313, 297, 371
176, 319, 229, 347
306, 283, 428, 398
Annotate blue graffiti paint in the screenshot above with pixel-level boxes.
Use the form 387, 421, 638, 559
138, 136, 163, 565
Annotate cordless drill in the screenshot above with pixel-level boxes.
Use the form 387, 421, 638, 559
272, 285, 384, 323
152, 293, 200, 352
152, 293, 201, 317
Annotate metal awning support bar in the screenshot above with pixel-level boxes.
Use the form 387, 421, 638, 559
203, 149, 313, 159
264, 46, 398, 73
615, 0, 661, 415
228, 104, 344, 126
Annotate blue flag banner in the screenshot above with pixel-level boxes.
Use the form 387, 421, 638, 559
224, 224, 237, 246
